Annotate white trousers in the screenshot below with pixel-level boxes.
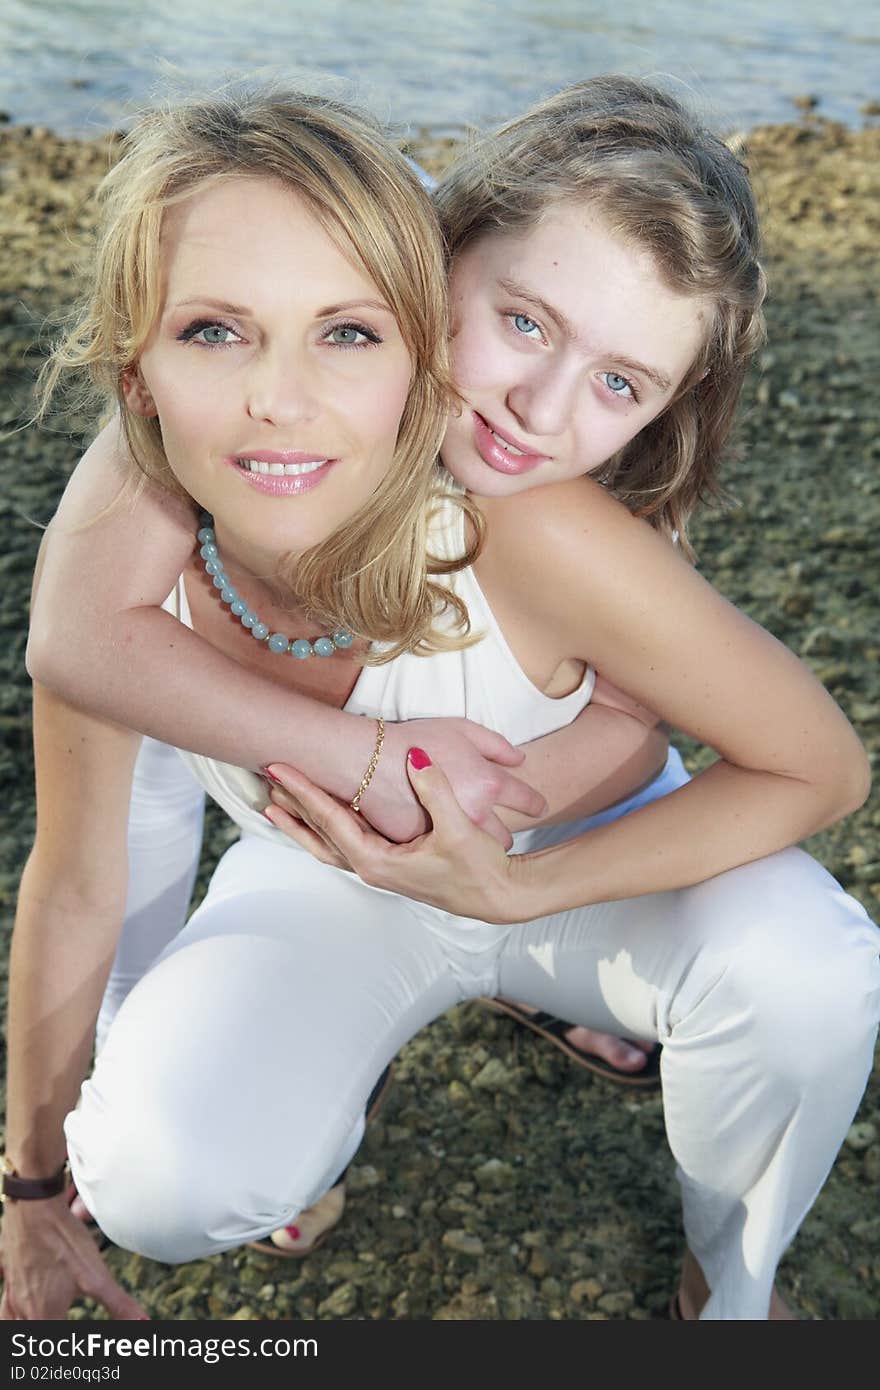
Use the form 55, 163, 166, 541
66, 739, 880, 1319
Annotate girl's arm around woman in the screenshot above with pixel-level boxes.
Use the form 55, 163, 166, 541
266, 477, 870, 923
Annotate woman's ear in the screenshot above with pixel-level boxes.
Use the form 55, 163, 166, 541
122, 367, 157, 417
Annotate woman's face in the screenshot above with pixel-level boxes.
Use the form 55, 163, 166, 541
441, 204, 710, 496
129, 176, 413, 571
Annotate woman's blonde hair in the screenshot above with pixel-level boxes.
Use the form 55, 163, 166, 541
436, 75, 767, 556
40, 83, 481, 660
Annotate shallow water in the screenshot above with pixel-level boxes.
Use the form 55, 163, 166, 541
1, 0, 878, 136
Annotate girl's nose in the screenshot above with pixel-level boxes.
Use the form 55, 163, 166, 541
505, 358, 581, 440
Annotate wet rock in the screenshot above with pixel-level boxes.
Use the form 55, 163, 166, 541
318, 1282, 358, 1317
471, 1057, 516, 1092
473, 1158, 516, 1190
441, 1230, 485, 1256
597, 1290, 636, 1316
845, 1121, 877, 1152
569, 1277, 603, 1306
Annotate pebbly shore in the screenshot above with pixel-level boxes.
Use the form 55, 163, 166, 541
0, 112, 877, 1320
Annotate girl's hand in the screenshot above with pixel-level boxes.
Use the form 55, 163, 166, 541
264, 751, 525, 923
0, 1194, 148, 1321
351, 718, 547, 848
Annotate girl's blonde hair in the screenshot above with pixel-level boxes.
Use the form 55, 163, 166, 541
40, 83, 481, 660
436, 75, 767, 556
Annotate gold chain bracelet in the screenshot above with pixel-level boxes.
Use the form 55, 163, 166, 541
350, 716, 385, 813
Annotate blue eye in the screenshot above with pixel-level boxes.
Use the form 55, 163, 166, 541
512, 313, 540, 336
328, 325, 365, 345
603, 371, 634, 397
199, 325, 233, 345
324, 322, 382, 348
178, 320, 240, 347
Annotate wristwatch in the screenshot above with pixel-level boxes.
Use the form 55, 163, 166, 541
0, 1155, 69, 1203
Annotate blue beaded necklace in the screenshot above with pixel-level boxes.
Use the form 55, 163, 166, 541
197, 515, 354, 659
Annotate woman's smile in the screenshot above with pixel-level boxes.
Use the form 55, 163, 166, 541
227, 452, 337, 495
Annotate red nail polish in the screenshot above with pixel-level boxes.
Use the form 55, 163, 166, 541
407, 747, 432, 770
262, 767, 283, 785
285, 1224, 301, 1240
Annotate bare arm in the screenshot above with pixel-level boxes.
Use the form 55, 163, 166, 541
1, 680, 148, 1319
26, 422, 543, 844
494, 477, 869, 915
502, 677, 668, 832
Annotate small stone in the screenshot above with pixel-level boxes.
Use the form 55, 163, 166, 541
471, 1058, 515, 1092
863, 1146, 880, 1184
442, 1229, 485, 1256
258, 1283, 275, 1299
845, 1121, 877, 1152
569, 1277, 603, 1307
347, 1164, 381, 1194
318, 1282, 358, 1317
597, 1290, 635, 1316
528, 1248, 552, 1277
473, 1157, 516, 1190
849, 1216, 880, 1245
447, 1079, 470, 1106
392, 1204, 408, 1218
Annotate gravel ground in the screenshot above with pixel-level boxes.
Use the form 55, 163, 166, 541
0, 112, 878, 1321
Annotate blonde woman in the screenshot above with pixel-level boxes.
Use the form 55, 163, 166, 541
5, 81, 877, 1322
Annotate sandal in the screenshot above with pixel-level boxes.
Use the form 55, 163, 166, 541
248, 1061, 394, 1259
479, 998, 661, 1088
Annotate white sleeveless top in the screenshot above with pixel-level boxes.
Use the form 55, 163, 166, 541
162, 488, 595, 852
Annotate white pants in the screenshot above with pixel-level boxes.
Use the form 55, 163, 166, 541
66, 739, 880, 1319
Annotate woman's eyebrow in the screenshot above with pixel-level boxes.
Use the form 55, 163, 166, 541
498, 277, 672, 392
315, 298, 394, 318
170, 296, 394, 318
173, 297, 252, 315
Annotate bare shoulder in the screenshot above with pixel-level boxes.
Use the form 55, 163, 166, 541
50, 416, 196, 547
477, 476, 685, 617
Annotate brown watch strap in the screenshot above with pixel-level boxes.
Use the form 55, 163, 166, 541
1, 1156, 69, 1202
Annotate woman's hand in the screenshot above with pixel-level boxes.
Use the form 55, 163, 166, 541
354, 718, 547, 848
264, 750, 525, 923
0, 1195, 148, 1321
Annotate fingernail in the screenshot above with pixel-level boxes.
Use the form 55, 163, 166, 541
262, 766, 283, 785
407, 747, 432, 770
285, 1224, 301, 1240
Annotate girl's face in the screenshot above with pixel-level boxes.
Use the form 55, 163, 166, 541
441, 204, 710, 496
128, 176, 413, 572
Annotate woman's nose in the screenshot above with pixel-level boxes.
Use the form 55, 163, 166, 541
246, 348, 321, 427
506, 358, 581, 440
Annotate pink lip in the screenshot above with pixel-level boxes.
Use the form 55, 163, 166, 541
225, 453, 336, 496
472, 413, 547, 475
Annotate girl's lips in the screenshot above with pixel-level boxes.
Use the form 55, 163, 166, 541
225, 456, 336, 495
472, 413, 547, 475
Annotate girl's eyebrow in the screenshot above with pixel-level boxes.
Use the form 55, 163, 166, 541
171, 296, 394, 318
498, 276, 673, 393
